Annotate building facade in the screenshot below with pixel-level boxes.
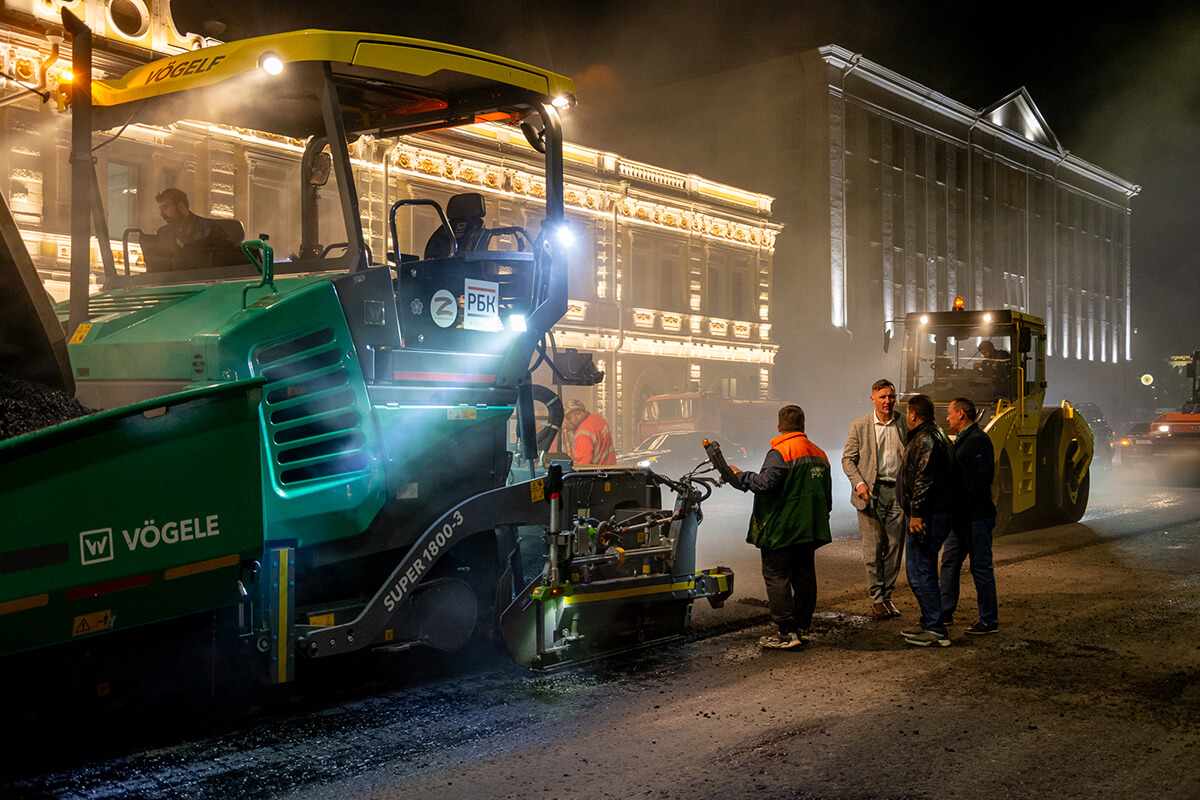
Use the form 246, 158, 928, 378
601, 46, 1140, 443
795, 46, 1138, 422
0, 0, 781, 453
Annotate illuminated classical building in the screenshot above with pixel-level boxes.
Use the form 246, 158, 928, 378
0, 0, 780, 451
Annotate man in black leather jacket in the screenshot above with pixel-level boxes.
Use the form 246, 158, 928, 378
897, 394, 957, 647
940, 397, 999, 634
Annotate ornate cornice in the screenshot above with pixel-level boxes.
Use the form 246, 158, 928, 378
384, 133, 778, 253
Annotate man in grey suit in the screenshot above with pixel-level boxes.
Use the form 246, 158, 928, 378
842, 378, 908, 619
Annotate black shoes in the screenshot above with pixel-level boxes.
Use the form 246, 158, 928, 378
964, 621, 999, 635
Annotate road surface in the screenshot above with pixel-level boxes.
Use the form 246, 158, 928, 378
5, 467, 1199, 800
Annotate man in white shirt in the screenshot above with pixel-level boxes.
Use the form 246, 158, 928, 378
842, 379, 909, 619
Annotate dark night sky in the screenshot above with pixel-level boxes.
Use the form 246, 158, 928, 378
171, 1, 1200, 365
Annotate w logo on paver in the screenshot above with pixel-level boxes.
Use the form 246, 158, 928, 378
80, 529, 114, 565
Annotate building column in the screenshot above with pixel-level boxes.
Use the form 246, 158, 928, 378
828, 85, 847, 328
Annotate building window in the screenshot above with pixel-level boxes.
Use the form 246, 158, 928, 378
631, 232, 683, 311
868, 114, 881, 163
244, 158, 289, 253
1003, 271, 1027, 309
731, 266, 750, 321
706, 246, 754, 320
564, 214, 597, 301
106, 162, 140, 237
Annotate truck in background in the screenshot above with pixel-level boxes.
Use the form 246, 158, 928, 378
1148, 349, 1200, 483
637, 390, 791, 456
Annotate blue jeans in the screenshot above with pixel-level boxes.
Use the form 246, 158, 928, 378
940, 516, 998, 626
904, 511, 953, 635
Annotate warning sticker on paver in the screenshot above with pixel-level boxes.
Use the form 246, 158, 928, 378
73, 610, 111, 637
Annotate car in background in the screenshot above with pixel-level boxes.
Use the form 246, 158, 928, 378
617, 430, 748, 477
1117, 422, 1154, 469
1073, 403, 1115, 469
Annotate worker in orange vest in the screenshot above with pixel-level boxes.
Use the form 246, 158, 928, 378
564, 399, 617, 466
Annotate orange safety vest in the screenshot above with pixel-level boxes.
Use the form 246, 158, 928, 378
572, 412, 616, 466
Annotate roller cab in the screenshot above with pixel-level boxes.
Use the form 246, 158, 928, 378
897, 302, 1092, 531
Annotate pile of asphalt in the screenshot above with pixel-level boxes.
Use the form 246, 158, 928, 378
0, 373, 92, 441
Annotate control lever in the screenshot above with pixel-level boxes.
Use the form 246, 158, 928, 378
702, 438, 740, 485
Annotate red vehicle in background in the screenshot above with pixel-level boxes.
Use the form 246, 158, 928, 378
1149, 350, 1200, 482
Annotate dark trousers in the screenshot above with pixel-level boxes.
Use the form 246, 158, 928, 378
760, 542, 818, 634
940, 515, 999, 626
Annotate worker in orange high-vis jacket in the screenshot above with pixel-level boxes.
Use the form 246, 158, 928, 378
729, 404, 833, 650
564, 399, 617, 466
